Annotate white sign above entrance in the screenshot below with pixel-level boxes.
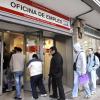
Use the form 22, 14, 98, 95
0, 0, 71, 30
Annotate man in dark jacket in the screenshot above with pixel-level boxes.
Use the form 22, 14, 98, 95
95, 47, 100, 61
95, 47, 100, 84
49, 46, 65, 100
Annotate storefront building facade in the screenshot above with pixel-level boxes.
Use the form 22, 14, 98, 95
0, 0, 73, 94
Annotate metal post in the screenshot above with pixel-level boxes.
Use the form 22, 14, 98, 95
0, 32, 3, 95
38, 31, 45, 79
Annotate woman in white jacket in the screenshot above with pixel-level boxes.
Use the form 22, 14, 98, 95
72, 43, 91, 98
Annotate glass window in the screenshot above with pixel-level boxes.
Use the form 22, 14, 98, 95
83, 34, 100, 53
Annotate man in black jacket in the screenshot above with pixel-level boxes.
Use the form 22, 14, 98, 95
49, 46, 65, 100
95, 47, 100, 61
95, 47, 100, 84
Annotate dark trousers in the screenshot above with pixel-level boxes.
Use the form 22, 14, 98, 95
30, 74, 46, 99
52, 76, 65, 100
96, 67, 100, 78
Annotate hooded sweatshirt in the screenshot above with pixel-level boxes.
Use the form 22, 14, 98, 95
27, 58, 43, 76
73, 43, 86, 75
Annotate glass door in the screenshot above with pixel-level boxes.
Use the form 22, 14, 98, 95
24, 34, 40, 91
0, 32, 3, 95
43, 38, 54, 80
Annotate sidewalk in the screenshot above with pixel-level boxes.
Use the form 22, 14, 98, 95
66, 85, 100, 100
0, 85, 100, 100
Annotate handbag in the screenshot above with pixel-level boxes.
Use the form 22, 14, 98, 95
79, 74, 89, 85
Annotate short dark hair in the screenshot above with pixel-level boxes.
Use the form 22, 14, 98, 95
15, 47, 22, 52
50, 46, 57, 52
32, 54, 38, 59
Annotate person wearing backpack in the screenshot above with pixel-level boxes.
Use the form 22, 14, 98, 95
95, 47, 100, 84
72, 43, 91, 99
87, 48, 100, 95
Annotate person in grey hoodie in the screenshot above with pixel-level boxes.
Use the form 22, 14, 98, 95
72, 43, 91, 98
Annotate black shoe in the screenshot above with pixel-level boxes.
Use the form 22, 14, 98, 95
14, 96, 17, 99
14, 96, 22, 100
49, 95, 58, 99
17, 97, 22, 100
57, 98, 65, 100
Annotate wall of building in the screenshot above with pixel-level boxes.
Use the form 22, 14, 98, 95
73, 19, 100, 52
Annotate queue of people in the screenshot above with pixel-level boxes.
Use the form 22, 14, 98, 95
27, 46, 65, 100
3, 43, 100, 100
4, 46, 65, 100
72, 43, 100, 99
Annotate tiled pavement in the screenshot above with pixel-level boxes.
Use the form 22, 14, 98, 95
0, 85, 100, 100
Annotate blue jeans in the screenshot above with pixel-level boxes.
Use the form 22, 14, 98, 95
88, 70, 96, 92
72, 71, 91, 97
14, 71, 23, 98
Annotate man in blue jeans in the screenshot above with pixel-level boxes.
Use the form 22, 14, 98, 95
10, 47, 25, 100
87, 48, 99, 94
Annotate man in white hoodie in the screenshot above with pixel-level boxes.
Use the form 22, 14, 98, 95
27, 54, 47, 100
72, 43, 91, 98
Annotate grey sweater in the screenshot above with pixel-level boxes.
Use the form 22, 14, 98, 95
10, 52, 25, 72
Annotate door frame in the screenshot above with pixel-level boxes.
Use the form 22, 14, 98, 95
24, 32, 42, 91
0, 31, 4, 95
43, 37, 54, 80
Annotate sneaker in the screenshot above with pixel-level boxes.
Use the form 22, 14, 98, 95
91, 91, 96, 95
71, 96, 78, 100
49, 95, 58, 99
40, 94, 47, 97
72, 96, 78, 98
85, 95, 91, 99
6, 88, 12, 92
